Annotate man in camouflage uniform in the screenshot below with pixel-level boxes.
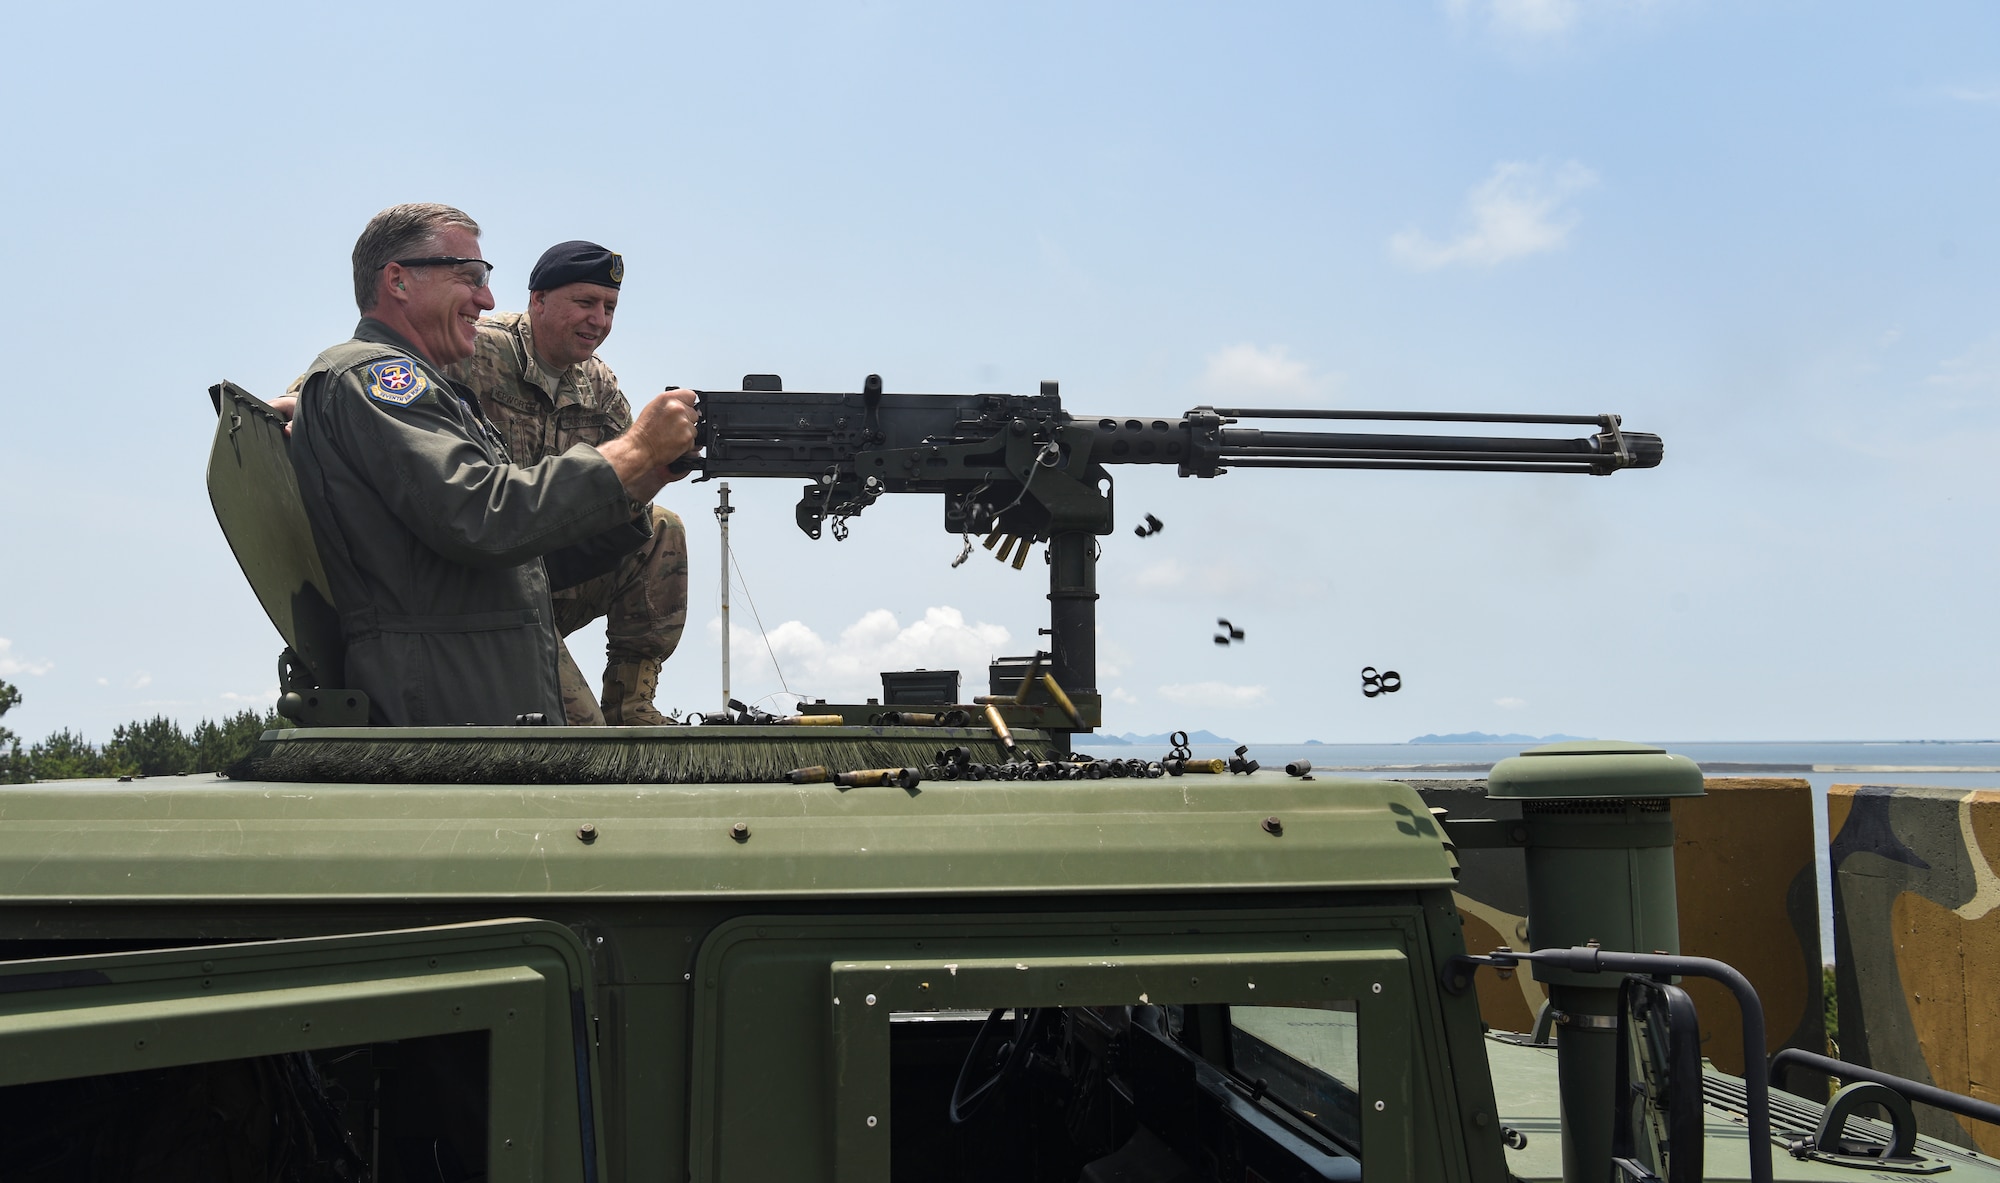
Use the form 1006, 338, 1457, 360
448, 241, 689, 726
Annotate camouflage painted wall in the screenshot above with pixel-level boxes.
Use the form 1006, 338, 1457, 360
1831, 784, 2000, 1153
1415, 777, 1822, 1078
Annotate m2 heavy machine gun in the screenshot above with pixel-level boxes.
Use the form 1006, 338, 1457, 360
685, 375, 1661, 738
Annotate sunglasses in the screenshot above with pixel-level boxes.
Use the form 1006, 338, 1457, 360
389, 256, 495, 287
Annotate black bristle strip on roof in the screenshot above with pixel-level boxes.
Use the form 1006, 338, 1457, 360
226, 728, 1049, 785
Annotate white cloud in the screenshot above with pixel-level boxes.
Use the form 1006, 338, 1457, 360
1949, 86, 2000, 104
1390, 160, 1598, 270
1927, 333, 2000, 399
724, 606, 1012, 703
1107, 687, 1139, 705
220, 690, 278, 705
1158, 681, 1269, 708
1495, 697, 1528, 709
1445, 0, 1664, 39
0, 638, 52, 677
1447, 0, 1580, 36
1200, 344, 1340, 403
128, 672, 152, 690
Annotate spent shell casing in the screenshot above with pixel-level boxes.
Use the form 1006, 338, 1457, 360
789, 766, 830, 784
1040, 673, 1084, 728
834, 767, 924, 789
983, 703, 1016, 749
1012, 653, 1046, 705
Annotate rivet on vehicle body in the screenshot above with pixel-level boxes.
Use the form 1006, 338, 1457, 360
1261, 816, 1283, 836
866, 993, 877, 1006
1372, 982, 1382, 994
867, 1116, 878, 1128
577, 823, 598, 843
730, 822, 751, 842
1374, 1101, 1386, 1112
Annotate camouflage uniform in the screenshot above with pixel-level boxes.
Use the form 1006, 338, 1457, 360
448, 311, 689, 725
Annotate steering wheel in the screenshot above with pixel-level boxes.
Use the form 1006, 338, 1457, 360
948, 1007, 1048, 1125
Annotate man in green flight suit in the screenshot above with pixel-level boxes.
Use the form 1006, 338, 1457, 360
290, 203, 699, 727
449, 241, 689, 726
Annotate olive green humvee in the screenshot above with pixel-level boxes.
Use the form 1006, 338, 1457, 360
0, 384, 1984, 1182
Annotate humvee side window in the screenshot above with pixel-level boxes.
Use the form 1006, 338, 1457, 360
1229, 1001, 1364, 1148
0, 1031, 489, 1180
821, 949, 1413, 1181
0, 921, 600, 1183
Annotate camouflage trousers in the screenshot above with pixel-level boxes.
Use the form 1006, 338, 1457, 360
552, 506, 689, 725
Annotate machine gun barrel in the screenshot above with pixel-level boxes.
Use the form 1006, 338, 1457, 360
1157, 406, 1661, 477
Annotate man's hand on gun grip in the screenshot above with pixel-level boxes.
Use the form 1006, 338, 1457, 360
602, 388, 701, 502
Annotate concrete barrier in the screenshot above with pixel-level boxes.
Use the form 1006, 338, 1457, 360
1831, 783, 2000, 1152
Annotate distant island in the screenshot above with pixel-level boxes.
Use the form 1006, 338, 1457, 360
1086, 730, 1233, 747
1081, 730, 1586, 747
1408, 731, 1591, 745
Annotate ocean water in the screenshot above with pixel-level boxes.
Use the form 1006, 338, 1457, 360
1072, 738, 2000, 964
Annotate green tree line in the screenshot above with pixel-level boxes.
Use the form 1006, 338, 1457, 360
0, 678, 279, 783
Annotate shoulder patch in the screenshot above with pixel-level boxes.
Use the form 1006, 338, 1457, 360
364, 358, 430, 407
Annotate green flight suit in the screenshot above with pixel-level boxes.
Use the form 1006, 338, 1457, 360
290, 319, 641, 726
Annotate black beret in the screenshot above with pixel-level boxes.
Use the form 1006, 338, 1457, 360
528, 240, 624, 292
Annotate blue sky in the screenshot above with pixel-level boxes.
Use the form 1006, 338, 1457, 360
1, 1, 1995, 744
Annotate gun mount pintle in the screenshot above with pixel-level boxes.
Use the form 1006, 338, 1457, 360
684, 377, 1664, 730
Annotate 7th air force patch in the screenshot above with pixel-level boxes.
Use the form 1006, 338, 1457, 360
365, 358, 430, 407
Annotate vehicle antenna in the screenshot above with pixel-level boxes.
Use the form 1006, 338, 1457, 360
716, 483, 734, 713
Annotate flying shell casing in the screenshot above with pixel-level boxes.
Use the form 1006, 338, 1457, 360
1012, 653, 1047, 705
983, 703, 1017, 750
1039, 674, 1084, 728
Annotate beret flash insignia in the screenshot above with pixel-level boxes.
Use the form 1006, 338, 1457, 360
608, 253, 624, 284
365, 358, 430, 407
